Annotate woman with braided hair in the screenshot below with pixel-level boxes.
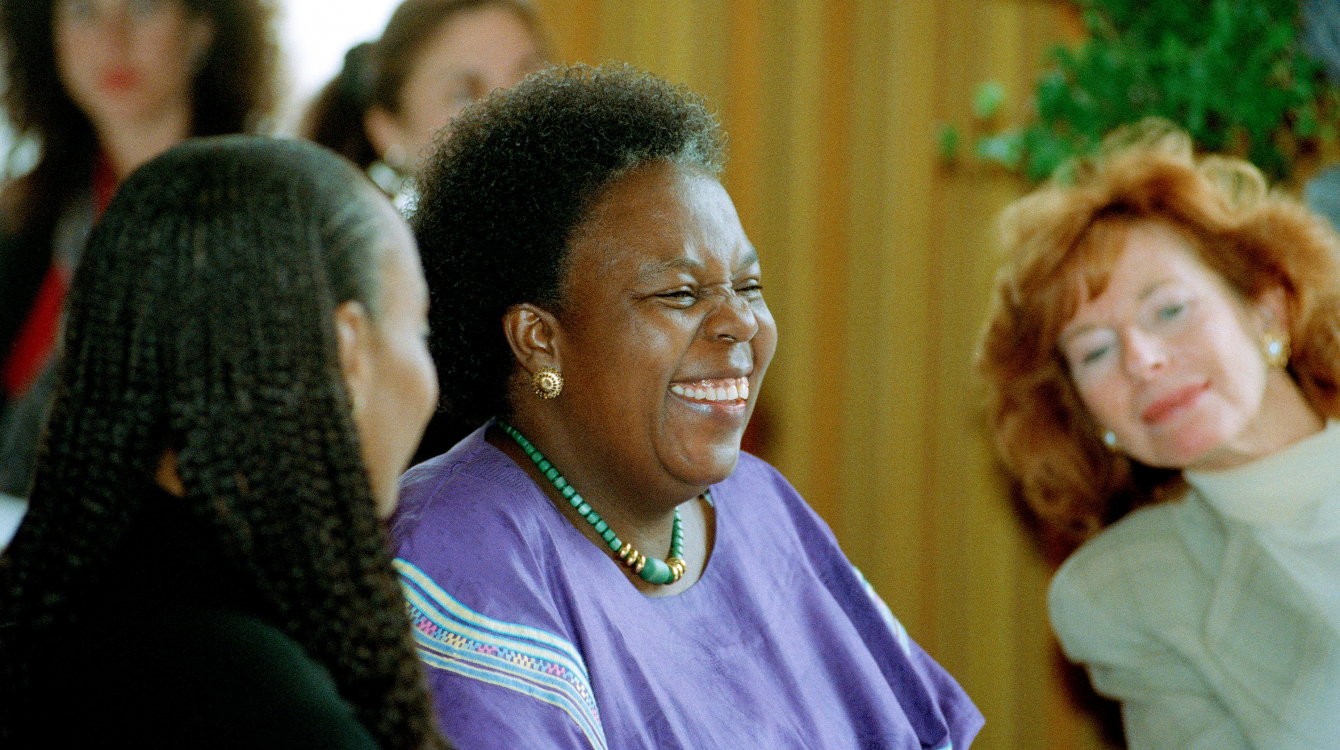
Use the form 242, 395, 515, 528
0, 136, 443, 748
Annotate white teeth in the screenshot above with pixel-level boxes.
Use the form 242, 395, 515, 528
670, 377, 752, 402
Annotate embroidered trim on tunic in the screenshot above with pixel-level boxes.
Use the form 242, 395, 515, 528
854, 565, 912, 657
395, 559, 608, 750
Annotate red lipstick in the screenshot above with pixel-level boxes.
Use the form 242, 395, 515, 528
1141, 382, 1208, 424
101, 68, 139, 93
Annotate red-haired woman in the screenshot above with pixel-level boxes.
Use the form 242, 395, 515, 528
979, 120, 1340, 749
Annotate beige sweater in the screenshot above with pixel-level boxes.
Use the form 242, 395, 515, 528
1050, 421, 1340, 750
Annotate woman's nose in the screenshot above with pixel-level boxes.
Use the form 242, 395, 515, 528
93, 12, 133, 50
705, 290, 759, 343
1120, 328, 1168, 379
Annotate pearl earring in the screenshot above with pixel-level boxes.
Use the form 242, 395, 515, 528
1260, 330, 1290, 369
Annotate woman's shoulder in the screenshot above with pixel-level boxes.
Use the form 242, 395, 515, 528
1048, 494, 1217, 656
1054, 492, 1216, 588
397, 424, 517, 502
714, 451, 806, 514
716, 451, 848, 546
391, 426, 550, 550
173, 609, 360, 715
390, 428, 575, 632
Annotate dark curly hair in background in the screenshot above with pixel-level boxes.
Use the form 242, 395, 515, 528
0, 137, 443, 749
414, 62, 725, 427
302, 0, 547, 171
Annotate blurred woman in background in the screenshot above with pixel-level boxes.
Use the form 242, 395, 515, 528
302, 0, 547, 206
979, 121, 1340, 749
0, 136, 442, 748
0, 0, 279, 504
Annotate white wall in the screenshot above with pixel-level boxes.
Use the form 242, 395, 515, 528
276, 0, 402, 131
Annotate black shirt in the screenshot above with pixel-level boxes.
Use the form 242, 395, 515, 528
12, 491, 380, 749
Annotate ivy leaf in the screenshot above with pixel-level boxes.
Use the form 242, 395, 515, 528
976, 131, 1024, 169
938, 124, 961, 161
973, 81, 1008, 120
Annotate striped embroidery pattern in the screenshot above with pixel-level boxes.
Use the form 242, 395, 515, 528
395, 559, 608, 750
853, 565, 912, 657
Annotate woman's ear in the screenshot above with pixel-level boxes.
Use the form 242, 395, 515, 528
335, 299, 374, 419
1254, 285, 1291, 333
186, 15, 215, 72
365, 108, 407, 168
502, 303, 561, 378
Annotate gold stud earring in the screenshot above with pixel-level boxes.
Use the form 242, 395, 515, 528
532, 367, 563, 399
1260, 330, 1290, 369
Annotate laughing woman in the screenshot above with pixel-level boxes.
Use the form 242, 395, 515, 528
390, 63, 982, 750
978, 121, 1340, 749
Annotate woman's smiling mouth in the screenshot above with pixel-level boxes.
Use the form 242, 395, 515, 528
670, 376, 750, 404
1141, 382, 1209, 425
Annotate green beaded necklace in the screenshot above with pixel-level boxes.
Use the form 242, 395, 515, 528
498, 421, 688, 585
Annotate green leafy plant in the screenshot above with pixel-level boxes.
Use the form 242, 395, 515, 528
943, 0, 1340, 183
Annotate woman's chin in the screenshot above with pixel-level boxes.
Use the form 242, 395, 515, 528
666, 441, 742, 488
1139, 427, 1234, 471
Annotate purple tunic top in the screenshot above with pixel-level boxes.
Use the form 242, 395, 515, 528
391, 426, 983, 750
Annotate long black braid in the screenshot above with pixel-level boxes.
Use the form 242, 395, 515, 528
0, 136, 445, 749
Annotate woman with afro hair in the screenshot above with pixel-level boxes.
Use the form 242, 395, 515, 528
392, 63, 982, 750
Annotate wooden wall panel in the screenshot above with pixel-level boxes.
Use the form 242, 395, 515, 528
530, 1, 1118, 748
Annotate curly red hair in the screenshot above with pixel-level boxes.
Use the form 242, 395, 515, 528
977, 119, 1340, 554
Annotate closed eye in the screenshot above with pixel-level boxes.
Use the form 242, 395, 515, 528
656, 289, 697, 306
1062, 330, 1116, 370
1156, 302, 1186, 321
1081, 344, 1110, 365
